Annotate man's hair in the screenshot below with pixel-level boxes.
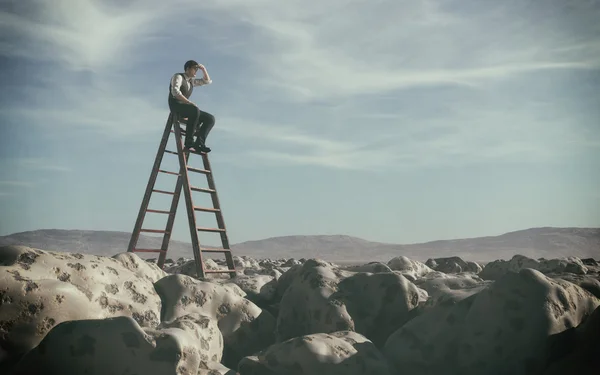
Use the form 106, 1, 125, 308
184, 60, 200, 71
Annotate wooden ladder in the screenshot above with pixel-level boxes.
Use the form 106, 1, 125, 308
126, 112, 236, 279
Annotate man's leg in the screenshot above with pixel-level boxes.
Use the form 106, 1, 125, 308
195, 110, 216, 146
172, 103, 201, 147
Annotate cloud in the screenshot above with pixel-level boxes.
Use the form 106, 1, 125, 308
9, 158, 72, 172
192, 0, 600, 101
1, 0, 598, 171
0, 181, 35, 188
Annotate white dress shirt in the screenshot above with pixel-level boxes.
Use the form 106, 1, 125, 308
170, 73, 212, 99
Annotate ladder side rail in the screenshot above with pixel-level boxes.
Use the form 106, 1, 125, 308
127, 113, 175, 253
202, 154, 236, 278
157, 115, 189, 268
173, 120, 206, 278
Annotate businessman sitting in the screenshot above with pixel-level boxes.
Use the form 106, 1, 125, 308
168, 60, 215, 153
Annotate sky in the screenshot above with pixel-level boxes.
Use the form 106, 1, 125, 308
0, 0, 599, 246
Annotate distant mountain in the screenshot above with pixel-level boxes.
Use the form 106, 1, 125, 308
1, 227, 598, 263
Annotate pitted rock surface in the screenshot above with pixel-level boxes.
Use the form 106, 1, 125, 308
425, 256, 482, 274
414, 272, 492, 306
221, 274, 277, 305
480, 255, 589, 280
275, 259, 355, 342
331, 272, 421, 347
11, 314, 222, 375
387, 256, 433, 281
383, 268, 600, 375
0, 246, 162, 361
165, 258, 239, 279
154, 274, 275, 368
342, 261, 393, 274
238, 331, 393, 375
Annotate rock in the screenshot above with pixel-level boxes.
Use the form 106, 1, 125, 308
165, 258, 238, 279
276, 259, 354, 342
581, 258, 599, 266
0, 246, 162, 362
10, 314, 222, 375
220, 274, 278, 306
414, 272, 492, 307
342, 262, 393, 273
387, 256, 433, 281
238, 331, 393, 375
154, 274, 276, 368
276, 259, 420, 347
425, 257, 482, 274
546, 273, 600, 299
383, 268, 600, 375
480, 255, 588, 280
541, 304, 600, 374
198, 361, 237, 375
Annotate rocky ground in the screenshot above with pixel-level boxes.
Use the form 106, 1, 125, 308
1, 246, 599, 375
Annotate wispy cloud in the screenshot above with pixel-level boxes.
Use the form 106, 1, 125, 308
1, 0, 598, 170
5, 158, 72, 173
0, 181, 35, 188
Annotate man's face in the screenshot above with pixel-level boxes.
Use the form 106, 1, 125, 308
187, 66, 199, 77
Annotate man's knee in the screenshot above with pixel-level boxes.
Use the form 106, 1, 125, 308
204, 112, 215, 124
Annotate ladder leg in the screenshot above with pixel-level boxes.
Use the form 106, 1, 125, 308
202, 153, 236, 278
127, 113, 174, 255
173, 120, 206, 279
157, 119, 190, 268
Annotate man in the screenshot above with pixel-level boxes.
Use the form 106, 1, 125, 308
168, 60, 215, 152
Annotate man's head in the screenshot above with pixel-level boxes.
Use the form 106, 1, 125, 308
184, 60, 201, 77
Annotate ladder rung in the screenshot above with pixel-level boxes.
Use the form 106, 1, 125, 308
146, 209, 173, 215
200, 247, 230, 253
191, 186, 215, 194
132, 249, 166, 253
165, 150, 178, 155
152, 189, 175, 195
194, 206, 220, 213
197, 227, 225, 233
158, 169, 180, 176
170, 130, 187, 135
187, 166, 210, 174
203, 269, 236, 274
140, 229, 169, 233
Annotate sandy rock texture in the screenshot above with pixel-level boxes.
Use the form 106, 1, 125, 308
480, 254, 589, 280
0, 245, 164, 363
2, 243, 599, 375
10, 313, 224, 375
154, 274, 276, 368
426, 256, 483, 274
383, 268, 600, 375
238, 331, 393, 375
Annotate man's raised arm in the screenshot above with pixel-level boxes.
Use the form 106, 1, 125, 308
193, 64, 212, 86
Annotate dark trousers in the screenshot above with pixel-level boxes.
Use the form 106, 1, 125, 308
169, 101, 215, 145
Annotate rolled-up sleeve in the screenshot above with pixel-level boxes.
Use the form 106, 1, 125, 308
192, 77, 212, 86
170, 74, 183, 96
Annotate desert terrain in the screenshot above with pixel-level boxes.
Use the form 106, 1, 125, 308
0, 227, 599, 374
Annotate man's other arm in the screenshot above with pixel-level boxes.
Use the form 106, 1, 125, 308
170, 74, 195, 105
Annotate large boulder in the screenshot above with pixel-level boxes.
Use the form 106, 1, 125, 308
10, 313, 223, 375
154, 274, 276, 368
238, 331, 393, 375
413, 272, 492, 307
387, 256, 433, 281
383, 268, 600, 375
276, 259, 420, 347
0, 246, 164, 362
480, 255, 588, 280
425, 256, 482, 274
541, 304, 600, 374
